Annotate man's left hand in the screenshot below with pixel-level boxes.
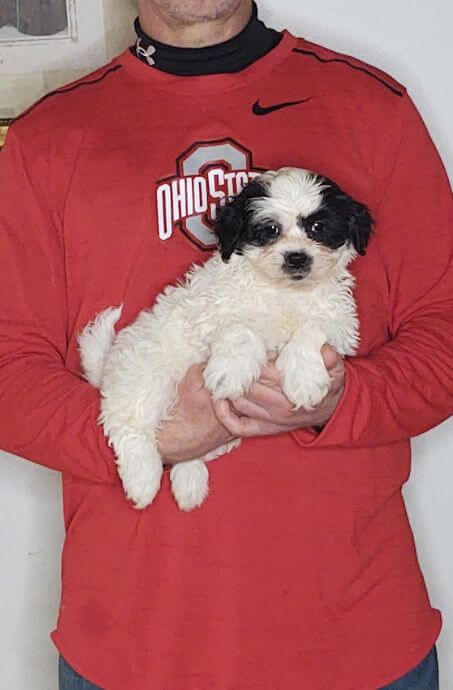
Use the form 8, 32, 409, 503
214, 345, 345, 437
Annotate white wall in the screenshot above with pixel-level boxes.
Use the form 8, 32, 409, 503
260, 1, 453, 687
0, 1, 451, 688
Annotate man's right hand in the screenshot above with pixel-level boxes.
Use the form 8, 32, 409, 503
156, 363, 236, 464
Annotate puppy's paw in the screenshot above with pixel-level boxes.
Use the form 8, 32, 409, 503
290, 367, 331, 410
170, 460, 209, 511
203, 356, 260, 402
114, 435, 163, 509
120, 462, 163, 510
278, 350, 331, 411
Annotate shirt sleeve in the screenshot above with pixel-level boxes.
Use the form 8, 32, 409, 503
293, 93, 453, 449
0, 125, 118, 483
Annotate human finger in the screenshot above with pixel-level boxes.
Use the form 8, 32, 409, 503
243, 380, 289, 408
231, 395, 274, 421
321, 344, 343, 371
257, 360, 281, 387
214, 400, 285, 437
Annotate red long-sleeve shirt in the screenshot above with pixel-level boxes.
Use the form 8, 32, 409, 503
0, 31, 452, 689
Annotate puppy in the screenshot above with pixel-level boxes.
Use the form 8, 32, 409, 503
78, 168, 372, 511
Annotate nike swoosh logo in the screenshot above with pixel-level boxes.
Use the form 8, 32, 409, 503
252, 98, 311, 116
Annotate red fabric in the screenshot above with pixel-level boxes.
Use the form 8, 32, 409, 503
0, 31, 451, 689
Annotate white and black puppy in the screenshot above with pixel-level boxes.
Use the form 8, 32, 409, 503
78, 168, 372, 512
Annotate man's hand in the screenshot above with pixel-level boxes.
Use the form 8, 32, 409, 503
156, 363, 236, 464
214, 345, 345, 437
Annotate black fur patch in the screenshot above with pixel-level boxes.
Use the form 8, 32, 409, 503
215, 180, 270, 261
301, 179, 372, 255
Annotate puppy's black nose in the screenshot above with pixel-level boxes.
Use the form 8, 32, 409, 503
284, 251, 311, 269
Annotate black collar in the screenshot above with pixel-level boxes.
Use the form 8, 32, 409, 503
132, 2, 282, 76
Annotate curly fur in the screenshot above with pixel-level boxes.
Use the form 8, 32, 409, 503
78, 167, 372, 511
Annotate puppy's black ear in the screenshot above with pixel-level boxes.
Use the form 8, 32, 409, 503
324, 179, 373, 256
347, 200, 373, 256
215, 180, 267, 262
215, 195, 246, 262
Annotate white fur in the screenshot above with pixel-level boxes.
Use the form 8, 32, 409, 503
78, 169, 360, 511
251, 167, 326, 226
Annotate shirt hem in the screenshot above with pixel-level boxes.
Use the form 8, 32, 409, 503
360, 612, 442, 690
51, 611, 442, 690
52, 630, 107, 689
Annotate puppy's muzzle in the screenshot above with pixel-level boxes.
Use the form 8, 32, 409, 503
282, 251, 313, 280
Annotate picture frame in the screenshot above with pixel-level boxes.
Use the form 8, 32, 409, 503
0, 0, 78, 46
0, 0, 136, 132
0, 0, 138, 122
0, 0, 106, 120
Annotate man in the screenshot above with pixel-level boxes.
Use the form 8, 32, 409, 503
0, 0, 451, 688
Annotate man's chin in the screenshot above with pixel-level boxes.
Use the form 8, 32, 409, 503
156, 0, 243, 25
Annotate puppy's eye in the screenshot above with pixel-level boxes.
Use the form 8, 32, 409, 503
310, 221, 325, 234
260, 224, 281, 237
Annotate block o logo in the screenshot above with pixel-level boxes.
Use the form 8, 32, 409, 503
155, 139, 263, 250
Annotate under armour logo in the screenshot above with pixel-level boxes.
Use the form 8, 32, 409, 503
136, 38, 156, 66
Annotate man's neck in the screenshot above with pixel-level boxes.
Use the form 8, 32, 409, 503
137, 1, 253, 48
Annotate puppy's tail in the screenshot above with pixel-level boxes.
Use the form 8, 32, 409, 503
78, 305, 123, 388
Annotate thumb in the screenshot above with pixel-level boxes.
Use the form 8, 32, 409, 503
321, 344, 343, 372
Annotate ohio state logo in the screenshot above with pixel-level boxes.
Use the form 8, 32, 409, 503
155, 138, 264, 250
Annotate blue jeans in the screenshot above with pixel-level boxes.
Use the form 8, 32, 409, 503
59, 656, 102, 689
379, 647, 439, 689
59, 647, 439, 689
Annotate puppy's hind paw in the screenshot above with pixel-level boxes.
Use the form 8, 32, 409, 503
115, 435, 163, 509
121, 463, 163, 510
170, 460, 209, 511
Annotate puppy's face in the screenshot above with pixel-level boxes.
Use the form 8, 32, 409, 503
215, 168, 372, 288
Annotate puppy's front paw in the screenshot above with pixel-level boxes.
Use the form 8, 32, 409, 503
203, 356, 260, 402
277, 350, 331, 411
170, 460, 209, 511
